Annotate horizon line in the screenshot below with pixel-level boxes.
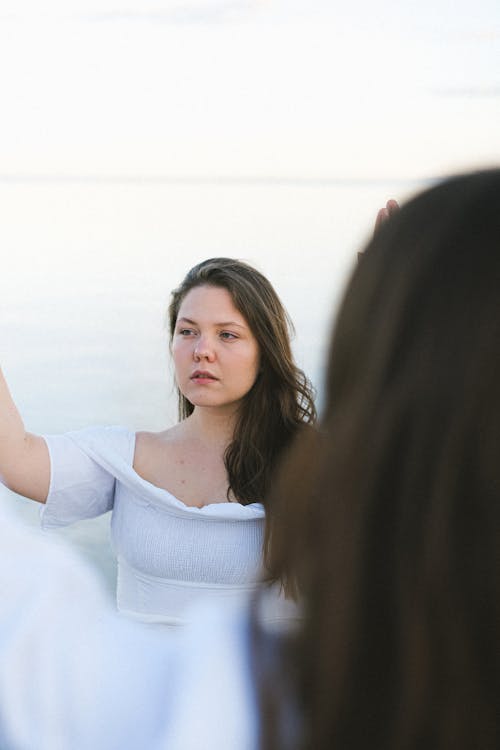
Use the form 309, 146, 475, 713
0, 173, 430, 187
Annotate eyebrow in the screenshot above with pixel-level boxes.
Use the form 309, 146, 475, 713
177, 317, 247, 329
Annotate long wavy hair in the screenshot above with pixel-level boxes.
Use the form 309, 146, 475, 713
259, 170, 500, 749
168, 257, 316, 507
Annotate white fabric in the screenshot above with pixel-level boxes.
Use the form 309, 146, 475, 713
0, 503, 263, 750
40, 426, 297, 626
164, 590, 300, 750
164, 597, 259, 750
0, 504, 181, 750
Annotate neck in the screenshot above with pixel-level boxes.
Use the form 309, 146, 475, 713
184, 405, 238, 447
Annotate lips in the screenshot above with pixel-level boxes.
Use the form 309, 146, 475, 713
190, 370, 218, 381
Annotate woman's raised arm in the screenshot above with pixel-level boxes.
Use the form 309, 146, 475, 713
0, 366, 50, 503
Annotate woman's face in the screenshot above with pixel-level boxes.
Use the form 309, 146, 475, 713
172, 284, 261, 414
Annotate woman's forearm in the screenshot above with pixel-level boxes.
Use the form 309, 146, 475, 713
0, 366, 50, 502
0, 366, 27, 445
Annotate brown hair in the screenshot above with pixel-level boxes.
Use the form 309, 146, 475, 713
168, 257, 316, 507
260, 170, 500, 749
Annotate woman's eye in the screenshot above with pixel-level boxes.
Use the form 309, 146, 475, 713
220, 331, 237, 340
178, 329, 194, 336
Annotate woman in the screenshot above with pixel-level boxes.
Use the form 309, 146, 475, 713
0, 257, 315, 625
254, 170, 500, 749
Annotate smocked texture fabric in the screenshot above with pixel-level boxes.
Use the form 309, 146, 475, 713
40, 426, 296, 626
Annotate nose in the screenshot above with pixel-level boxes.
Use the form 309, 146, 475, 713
193, 335, 215, 361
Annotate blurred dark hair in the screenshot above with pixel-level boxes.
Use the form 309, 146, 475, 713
260, 170, 500, 749
168, 257, 316, 507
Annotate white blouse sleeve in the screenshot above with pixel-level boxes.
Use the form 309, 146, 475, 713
40, 426, 133, 529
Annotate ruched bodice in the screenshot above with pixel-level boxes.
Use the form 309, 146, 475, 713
41, 426, 296, 625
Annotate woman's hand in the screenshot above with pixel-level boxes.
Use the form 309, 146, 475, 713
358, 199, 400, 261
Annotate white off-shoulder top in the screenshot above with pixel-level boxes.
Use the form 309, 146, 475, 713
40, 426, 296, 626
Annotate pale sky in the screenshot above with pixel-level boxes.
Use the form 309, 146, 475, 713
0, 0, 498, 179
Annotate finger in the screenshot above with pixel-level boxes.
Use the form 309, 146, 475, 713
374, 207, 389, 235
386, 199, 400, 216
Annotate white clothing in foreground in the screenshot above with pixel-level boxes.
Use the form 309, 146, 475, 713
0, 506, 260, 750
40, 426, 297, 625
0, 506, 175, 749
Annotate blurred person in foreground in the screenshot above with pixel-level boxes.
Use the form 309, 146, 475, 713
256, 168, 499, 749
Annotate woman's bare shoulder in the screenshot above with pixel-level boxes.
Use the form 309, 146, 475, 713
136, 423, 184, 446
134, 425, 183, 469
